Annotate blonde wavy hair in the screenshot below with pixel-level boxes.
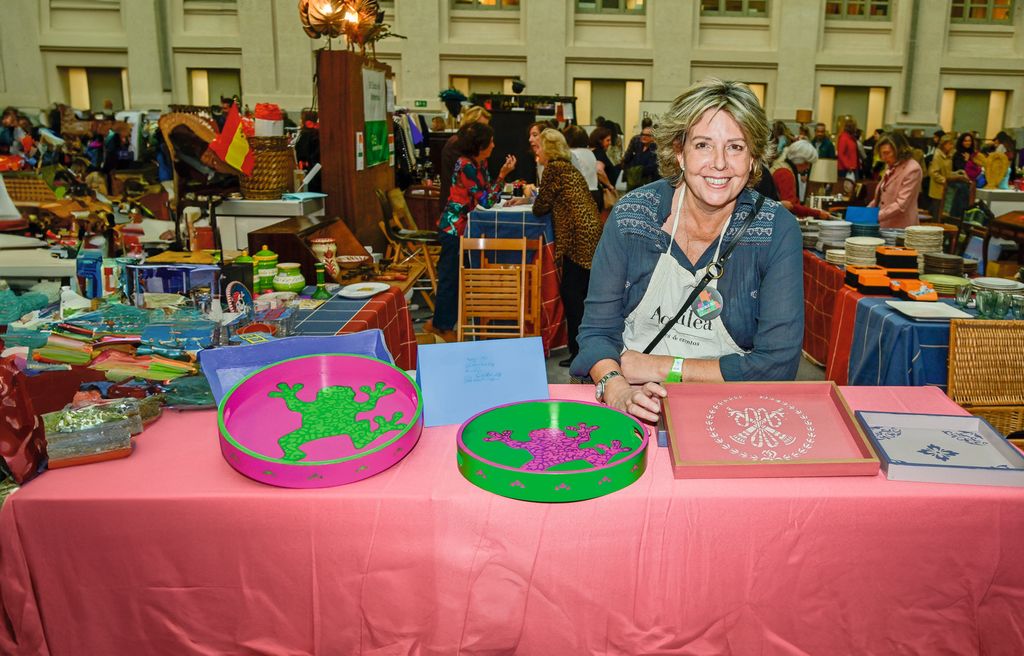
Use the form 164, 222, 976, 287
459, 105, 492, 127
538, 128, 571, 163
654, 78, 773, 187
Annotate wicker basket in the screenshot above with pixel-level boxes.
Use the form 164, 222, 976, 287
948, 319, 1024, 435
240, 136, 294, 200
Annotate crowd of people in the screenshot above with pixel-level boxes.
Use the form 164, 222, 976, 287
422, 81, 1023, 420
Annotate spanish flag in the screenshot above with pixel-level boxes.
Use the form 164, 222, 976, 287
209, 102, 255, 176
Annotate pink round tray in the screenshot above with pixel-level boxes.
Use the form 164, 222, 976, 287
218, 354, 422, 488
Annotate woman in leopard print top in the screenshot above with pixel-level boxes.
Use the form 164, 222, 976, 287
530, 129, 603, 364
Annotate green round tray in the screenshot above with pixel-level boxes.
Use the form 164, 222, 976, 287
457, 400, 649, 502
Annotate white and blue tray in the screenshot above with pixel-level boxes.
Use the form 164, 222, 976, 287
855, 411, 1024, 487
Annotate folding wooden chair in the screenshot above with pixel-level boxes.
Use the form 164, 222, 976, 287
375, 188, 438, 310
458, 237, 528, 342
481, 237, 543, 337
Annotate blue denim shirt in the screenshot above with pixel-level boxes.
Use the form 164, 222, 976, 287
571, 179, 804, 381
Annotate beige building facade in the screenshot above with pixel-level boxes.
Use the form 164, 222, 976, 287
2, 1, 1023, 137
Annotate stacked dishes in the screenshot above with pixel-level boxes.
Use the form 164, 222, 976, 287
904, 225, 945, 272
963, 259, 979, 276
851, 223, 882, 239
844, 236, 885, 267
825, 249, 847, 266
919, 274, 969, 296
879, 228, 904, 246
923, 252, 963, 276
971, 277, 1024, 294
817, 220, 852, 252
798, 218, 820, 249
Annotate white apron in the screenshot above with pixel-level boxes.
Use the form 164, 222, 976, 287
621, 187, 748, 359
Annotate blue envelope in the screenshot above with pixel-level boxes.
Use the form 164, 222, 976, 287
416, 337, 549, 427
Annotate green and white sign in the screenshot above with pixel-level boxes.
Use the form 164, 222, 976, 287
362, 67, 388, 168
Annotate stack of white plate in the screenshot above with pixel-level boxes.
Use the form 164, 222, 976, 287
971, 277, 1024, 293
904, 225, 945, 272
825, 249, 846, 266
798, 218, 820, 250
819, 220, 852, 244
844, 236, 885, 267
879, 228, 904, 246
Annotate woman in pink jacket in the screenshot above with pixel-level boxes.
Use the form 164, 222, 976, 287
869, 133, 922, 229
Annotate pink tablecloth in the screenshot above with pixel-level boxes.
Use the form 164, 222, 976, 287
2, 386, 1023, 655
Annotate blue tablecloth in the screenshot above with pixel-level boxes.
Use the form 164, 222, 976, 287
847, 298, 977, 389
466, 205, 554, 243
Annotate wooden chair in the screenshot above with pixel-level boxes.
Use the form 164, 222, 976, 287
458, 237, 528, 342
948, 319, 1024, 435
375, 188, 438, 310
481, 237, 543, 338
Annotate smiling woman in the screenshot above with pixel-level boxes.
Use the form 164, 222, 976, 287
571, 78, 804, 423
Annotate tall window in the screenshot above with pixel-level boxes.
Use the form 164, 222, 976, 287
577, 0, 645, 13
60, 67, 128, 112
189, 69, 242, 107
452, 0, 520, 9
950, 0, 1014, 23
825, 1, 890, 19
701, 0, 768, 16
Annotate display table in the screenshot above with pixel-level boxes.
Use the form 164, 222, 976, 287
215, 197, 326, 252
0, 249, 76, 280
982, 210, 1024, 269
802, 249, 845, 364
846, 298, 976, 388
293, 286, 417, 370
824, 285, 865, 385
3, 385, 1022, 655
466, 205, 567, 353
976, 189, 1024, 218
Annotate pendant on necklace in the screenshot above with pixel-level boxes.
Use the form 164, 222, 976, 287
694, 286, 725, 321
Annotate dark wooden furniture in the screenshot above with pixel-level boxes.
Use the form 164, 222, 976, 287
317, 50, 394, 253
403, 185, 442, 231
247, 216, 367, 283
981, 210, 1024, 273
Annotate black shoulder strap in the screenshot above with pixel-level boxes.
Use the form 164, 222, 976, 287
642, 193, 767, 355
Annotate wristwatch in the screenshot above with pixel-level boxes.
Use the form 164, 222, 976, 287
595, 370, 623, 403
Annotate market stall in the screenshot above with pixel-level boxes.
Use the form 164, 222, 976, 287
2, 385, 1021, 655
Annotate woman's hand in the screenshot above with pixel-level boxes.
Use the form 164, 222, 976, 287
604, 380, 667, 423
499, 155, 517, 179
817, 209, 831, 220
505, 196, 529, 207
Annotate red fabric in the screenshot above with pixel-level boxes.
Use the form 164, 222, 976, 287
801, 249, 845, 363
837, 131, 859, 171
339, 286, 417, 370
773, 167, 818, 217
825, 285, 864, 384
253, 103, 283, 121
3, 385, 1023, 655
540, 241, 568, 354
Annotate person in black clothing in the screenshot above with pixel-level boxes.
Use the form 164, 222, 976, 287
589, 126, 619, 197
621, 120, 658, 190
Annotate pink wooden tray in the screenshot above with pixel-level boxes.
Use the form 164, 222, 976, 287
663, 381, 879, 479
218, 354, 422, 488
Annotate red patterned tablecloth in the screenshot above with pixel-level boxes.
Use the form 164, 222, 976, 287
824, 285, 864, 385
341, 287, 417, 370
801, 250, 846, 364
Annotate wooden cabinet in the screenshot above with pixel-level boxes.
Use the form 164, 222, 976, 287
404, 185, 442, 231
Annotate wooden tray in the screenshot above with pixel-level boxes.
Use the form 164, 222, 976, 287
663, 381, 879, 479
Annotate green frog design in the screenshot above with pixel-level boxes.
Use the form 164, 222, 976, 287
268, 382, 407, 461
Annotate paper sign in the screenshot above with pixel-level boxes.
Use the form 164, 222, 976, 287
355, 131, 365, 171
416, 337, 549, 427
386, 78, 395, 113
362, 67, 388, 167
388, 133, 395, 166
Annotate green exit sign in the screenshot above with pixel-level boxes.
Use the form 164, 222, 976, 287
414, 100, 428, 108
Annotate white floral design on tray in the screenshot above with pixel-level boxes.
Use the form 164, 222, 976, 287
871, 425, 903, 440
918, 444, 959, 462
706, 395, 815, 461
941, 430, 988, 446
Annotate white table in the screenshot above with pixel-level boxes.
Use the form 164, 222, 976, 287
0, 249, 76, 279
976, 188, 1024, 217
213, 197, 325, 252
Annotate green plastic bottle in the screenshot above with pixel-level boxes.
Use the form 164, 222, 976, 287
252, 244, 278, 294
312, 262, 332, 300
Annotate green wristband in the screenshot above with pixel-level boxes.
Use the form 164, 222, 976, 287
665, 357, 684, 383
